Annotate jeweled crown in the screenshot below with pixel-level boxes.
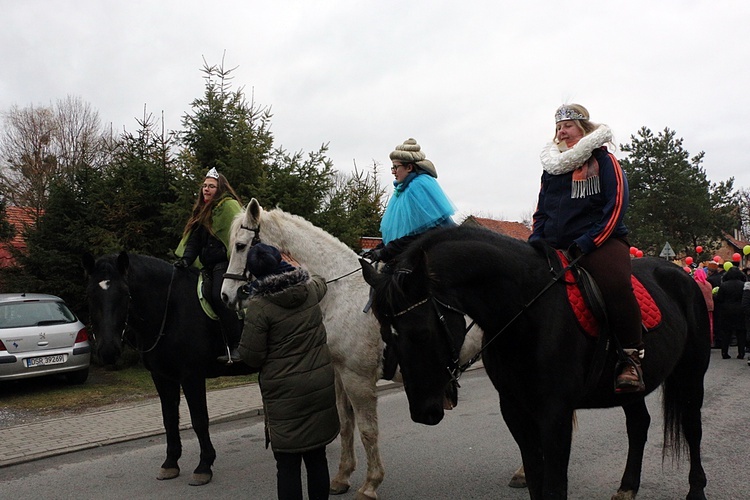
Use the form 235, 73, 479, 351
555, 106, 587, 123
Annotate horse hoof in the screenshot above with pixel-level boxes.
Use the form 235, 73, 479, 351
508, 473, 527, 488
355, 489, 377, 500
329, 480, 350, 495
189, 472, 213, 486
156, 467, 180, 480
611, 490, 636, 500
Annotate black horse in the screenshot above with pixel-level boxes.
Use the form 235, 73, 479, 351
82, 252, 256, 486
361, 226, 710, 500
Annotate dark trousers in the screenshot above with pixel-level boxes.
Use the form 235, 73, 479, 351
205, 263, 242, 347
578, 238, 643, 348
273, 446, 330, 500
721, 327, 746, 358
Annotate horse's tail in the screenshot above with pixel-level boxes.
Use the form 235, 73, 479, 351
661, 269, 711, 463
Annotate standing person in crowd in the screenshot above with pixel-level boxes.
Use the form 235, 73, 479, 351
693, 268, 715, 346
174, 167, 244, 363
529, 103, 644, 393
363, 138, 456, 273
743, 276, 750, 365
707, 261, 724, 288
238, 243, 339, 500
707, 261, 724, 348
715, 266, 748, 359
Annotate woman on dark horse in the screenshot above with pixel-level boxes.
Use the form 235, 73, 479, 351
174, 167, 243, 363
529, 104, 644, 393
363, 138, 457, 378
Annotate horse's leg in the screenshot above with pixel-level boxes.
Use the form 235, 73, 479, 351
151, 373, 182, 480
537, 404, 575, 500
338, 368, 384, 500
682, 392, 707, 500
612, 399, 651, 500
181, 375, 216, 486
331, 371, 356, 495
500, 399, 544, 500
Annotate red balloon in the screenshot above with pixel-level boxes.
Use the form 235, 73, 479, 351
629, 246, 637, 256
683, 266, 691, 273
695, 246, 703, 254
636, 250, 644, 258
685, 256, 693, 265
733, 253, 741, 262
713, 255, 721, 263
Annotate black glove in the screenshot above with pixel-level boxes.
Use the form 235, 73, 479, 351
567, 242, 583, 259
363, 249, 382, 262
173, 258, 189, 268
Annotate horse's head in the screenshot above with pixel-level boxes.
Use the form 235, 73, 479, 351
361, 250, 468, 426
221, 198, 264, 310
82, 251, 131, 366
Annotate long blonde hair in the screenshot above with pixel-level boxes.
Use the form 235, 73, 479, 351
182, 173, 241, 237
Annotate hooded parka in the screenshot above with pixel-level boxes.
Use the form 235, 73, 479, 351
238, 269, 339, 453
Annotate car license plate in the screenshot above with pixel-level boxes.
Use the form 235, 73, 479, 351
26, 354, 67, 367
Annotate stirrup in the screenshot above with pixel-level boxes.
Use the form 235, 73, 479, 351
217, 346, 241, 364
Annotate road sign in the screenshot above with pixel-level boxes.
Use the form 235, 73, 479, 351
659, 242, 675, 258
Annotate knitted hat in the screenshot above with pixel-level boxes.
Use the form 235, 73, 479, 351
247, 243, 294, 278
389, 138, 438, 178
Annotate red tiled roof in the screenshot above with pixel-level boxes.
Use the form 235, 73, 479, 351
462, 215, 532, 241
0, 206, 38, 268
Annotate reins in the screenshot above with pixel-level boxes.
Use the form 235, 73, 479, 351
393, 252, 584, 385
122, 266, 176, 354
223, 222, 362, 285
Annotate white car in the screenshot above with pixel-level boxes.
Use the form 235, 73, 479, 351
0, 293, 91, 384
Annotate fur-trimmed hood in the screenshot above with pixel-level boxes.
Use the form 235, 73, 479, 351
248, 268, 311, 308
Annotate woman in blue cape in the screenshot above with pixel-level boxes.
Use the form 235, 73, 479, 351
365, 138, 456, 271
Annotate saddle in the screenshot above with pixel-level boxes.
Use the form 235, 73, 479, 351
555, 250, 662, 337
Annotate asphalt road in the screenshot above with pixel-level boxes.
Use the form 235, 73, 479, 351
1, 349, 748, 499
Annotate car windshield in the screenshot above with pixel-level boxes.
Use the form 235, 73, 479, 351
0, 300, 77, 329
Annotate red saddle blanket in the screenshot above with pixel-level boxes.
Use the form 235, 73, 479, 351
556, 251, 662, 337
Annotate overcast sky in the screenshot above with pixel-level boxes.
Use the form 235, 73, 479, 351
3, 0, 748, 223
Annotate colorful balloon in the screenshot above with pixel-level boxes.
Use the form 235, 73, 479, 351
744, 245, 750, 256
685, 256, 693, 265
695, 246, 703, 254
733, 252, 742, 262
629, 246, 637, 256
713, 255, 722, 263
683, 266, 691, 273
724, 261, 733, 272
636, 250, 643, 258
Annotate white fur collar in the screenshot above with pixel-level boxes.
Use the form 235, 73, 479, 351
540, 124, 613, 175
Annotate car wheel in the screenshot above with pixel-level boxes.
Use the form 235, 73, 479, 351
65, 367, 89, 385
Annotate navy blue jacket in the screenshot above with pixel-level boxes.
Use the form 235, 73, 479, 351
529, 147, 629, 254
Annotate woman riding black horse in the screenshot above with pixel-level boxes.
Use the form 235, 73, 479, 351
530, 103, 644, 393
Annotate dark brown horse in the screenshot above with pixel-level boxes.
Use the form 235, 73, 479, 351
362, 225, 710, 499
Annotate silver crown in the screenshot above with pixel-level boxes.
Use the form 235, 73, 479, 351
205, 167, 220, 179
555, 106, 587, 123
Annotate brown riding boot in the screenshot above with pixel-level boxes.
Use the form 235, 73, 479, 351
615, 349, 645, 393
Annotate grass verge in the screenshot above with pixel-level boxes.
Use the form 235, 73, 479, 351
0, 363, 257, 418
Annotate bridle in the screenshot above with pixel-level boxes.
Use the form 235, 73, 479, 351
221, 224, 262, 283
221, 222, 363, 286
390, 293, 473, 389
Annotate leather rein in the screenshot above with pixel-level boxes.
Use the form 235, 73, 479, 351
389, 252, 584, 387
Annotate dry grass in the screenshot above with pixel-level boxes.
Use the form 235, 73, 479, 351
0, 363, 257, 418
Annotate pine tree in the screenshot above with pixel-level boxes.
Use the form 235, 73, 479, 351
620, 127, 737, 258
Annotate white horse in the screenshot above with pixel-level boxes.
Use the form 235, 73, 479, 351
221, 198, 486, 499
